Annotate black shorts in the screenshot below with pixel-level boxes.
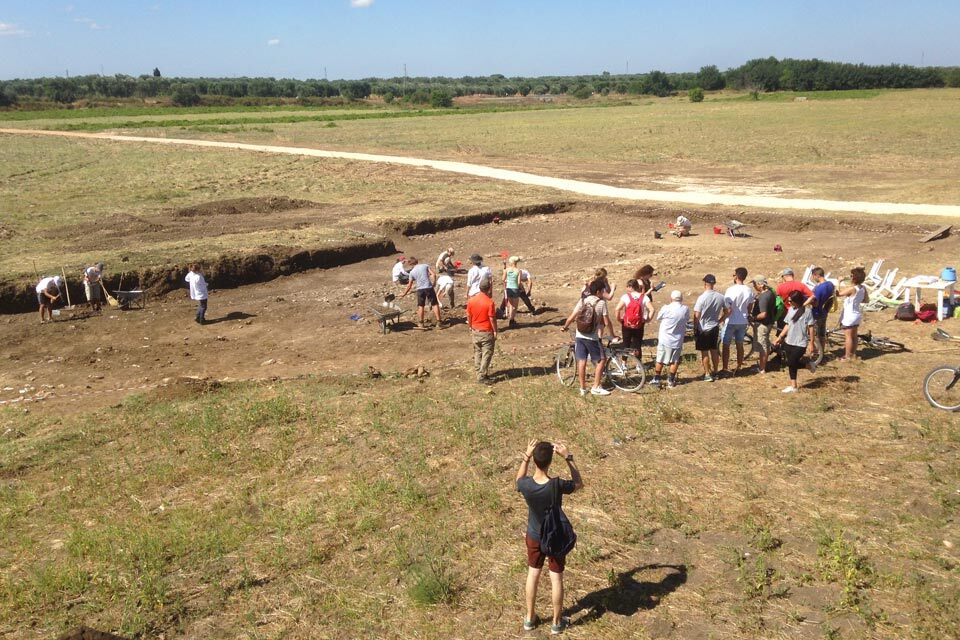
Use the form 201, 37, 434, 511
621, 324, 644, 350
417, 288, 439, 307
694, 325, 720, 351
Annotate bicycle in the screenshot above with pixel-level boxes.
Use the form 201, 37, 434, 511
923, 329, 960, 412
811, 324, 906, 365
555, 336, 646, 392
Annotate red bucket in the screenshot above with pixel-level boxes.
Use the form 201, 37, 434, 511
713, 226, 723, 234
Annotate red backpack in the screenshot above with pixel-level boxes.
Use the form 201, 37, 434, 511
623, 293, 644, 329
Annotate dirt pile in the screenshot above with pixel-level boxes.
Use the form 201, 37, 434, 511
171, 196, 317, 218
387, 201, 575, 236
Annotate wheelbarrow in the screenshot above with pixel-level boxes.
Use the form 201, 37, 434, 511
115, 289, 147, 309
370, 298, 405, 334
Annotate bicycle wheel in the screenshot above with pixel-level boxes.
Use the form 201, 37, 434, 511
743, 331, 756, 359
923, 365, 960, 412
605, 352, 646, 392
867, 336, 905, 353
555, 345, 577, 386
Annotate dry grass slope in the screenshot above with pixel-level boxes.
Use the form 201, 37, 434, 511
1, 371, 958, 639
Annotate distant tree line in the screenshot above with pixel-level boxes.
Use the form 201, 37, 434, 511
1, 58, 958, 108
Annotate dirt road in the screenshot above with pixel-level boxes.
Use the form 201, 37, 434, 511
3, 128, 960, 218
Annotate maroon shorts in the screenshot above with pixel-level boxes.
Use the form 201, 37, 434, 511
525, 534, 565, 573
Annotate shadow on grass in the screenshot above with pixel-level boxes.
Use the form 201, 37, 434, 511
205, 311, 257, 325
804, 375, 861, 389
565, 564, 687, 624
492, 365, 555, 381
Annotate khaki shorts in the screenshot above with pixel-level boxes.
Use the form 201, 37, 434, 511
756, 324, 773, 356
85, 281, 101, 302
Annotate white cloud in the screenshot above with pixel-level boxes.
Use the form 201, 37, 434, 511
0, 22, 27, 37
74, 17, 109, 30
267, 38, 280, 46
350, 0, 374, 7
64, 4, 74, 13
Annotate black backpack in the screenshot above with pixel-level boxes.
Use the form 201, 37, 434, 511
894, 302, 916, 321
539, 478, 577, 557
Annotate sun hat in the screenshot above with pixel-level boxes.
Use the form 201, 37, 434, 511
670, 290, 683, 301
702, 274, 716, 284
780, 268, 794, 277
753, 275, 768, 287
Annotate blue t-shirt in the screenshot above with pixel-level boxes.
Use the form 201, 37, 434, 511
409, 263, 433, 290
516, 476, 576, 540
812, 281, 836, 319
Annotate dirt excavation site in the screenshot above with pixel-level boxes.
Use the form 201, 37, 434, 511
1, 200, 958, 415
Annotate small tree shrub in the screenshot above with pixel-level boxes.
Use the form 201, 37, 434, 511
688, 87, 705, 102
171, 83, 201, 107
572, 84, 593, 99
429, 89, 453, 108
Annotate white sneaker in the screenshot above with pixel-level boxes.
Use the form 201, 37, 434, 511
579, 388, 588, 396
590, 386, 611, 396
781, 386, 797, 394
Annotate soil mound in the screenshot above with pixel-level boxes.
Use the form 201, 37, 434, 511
389, 201, 575, 236
172, 196, 318, 218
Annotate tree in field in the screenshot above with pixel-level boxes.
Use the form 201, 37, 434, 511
572, 84, 593, 99
153, 67, 161, 77
171, 83, 201, 106
688, 87, 704, 102
0, 86, 16, 107
340, 80, 371, 101
943, 67, 960, 88
429, 88, 453, 108
696, 65, 725, 91
517, 82, 532, 96
644, 71, 673, 97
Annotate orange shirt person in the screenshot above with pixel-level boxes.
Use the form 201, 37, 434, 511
466, 279, 498, 384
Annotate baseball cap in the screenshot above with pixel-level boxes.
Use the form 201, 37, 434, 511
780, 268, 794, 277
752, 275, 768, 287
702, 274, 716, 284
670, 289, 683, 301
470, 254, 483, 264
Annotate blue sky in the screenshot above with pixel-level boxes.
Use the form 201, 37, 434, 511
1, 1, 958, 80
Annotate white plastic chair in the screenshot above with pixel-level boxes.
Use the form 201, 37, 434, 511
875, 276, 906, 301
863, 259, 885, 288
800, 265, 815, 288
867, 268, 896, 293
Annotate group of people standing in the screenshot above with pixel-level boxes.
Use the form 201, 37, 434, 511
564, 263, 871, 395
391, 249, 536, 384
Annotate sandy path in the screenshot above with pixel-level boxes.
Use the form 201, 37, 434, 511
4, 128, 960, 218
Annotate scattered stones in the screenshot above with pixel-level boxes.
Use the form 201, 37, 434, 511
261, 358, 277, 367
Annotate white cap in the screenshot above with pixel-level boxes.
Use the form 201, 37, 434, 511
670, 290, 683, 301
